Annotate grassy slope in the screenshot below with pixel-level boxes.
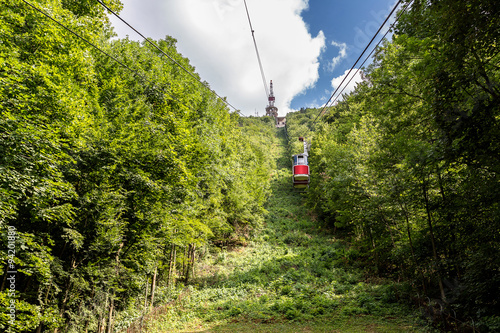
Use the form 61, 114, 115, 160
144, 128, 432, 333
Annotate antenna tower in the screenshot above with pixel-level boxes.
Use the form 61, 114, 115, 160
265, 80, 278, 119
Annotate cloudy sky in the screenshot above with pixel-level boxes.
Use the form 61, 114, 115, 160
109, 0, 398, 116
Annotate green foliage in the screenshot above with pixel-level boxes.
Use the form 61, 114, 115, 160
0, 1, 273, 331
298, 0, 500, 330
2, 0, 497, 331
140, 127, 425, 333
284, 107, 317, 156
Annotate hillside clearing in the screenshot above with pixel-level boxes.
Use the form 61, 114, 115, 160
140, 128, 431, 333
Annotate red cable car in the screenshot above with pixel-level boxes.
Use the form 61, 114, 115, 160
292, 137, 310, 189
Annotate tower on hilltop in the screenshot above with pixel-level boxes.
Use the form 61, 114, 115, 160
265, 80, 278, 119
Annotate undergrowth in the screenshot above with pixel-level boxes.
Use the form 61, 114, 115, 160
135, 128, 432, 333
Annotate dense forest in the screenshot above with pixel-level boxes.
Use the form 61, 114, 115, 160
1, 0, 499, 332
289, 0, 499, 330
136, 126, 428, 333
0, 0, 275, 331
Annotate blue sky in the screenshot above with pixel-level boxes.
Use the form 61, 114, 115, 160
292, 0, 396, 110
109, 0, 397, 116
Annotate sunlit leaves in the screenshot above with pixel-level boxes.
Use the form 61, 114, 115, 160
1, 1, 273, 331
301, 1, 500, 327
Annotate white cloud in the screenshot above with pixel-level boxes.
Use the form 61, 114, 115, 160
329, 68, 364, 102
327, 41, 347, 72
109, 0, 325, 116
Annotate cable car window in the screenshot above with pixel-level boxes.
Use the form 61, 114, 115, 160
297, 155, 307, 165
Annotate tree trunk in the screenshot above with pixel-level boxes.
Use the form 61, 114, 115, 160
106, 293, 114, 333
84, 284, 95, 333
105, 243, 122, 333
150, 266, 157, 311
400, 200, 427, 293
184, 244, 195, 283
168, 244, 177, 287
367, 226, 379, 272
144, 275, 149, 312
54, 275, 72, 333
191, 244, 196, 279
422, 180, 446, 301
436, 167, 460, 278
97, 292, 109, 333
182, 246, 188, 281
36, 281, 53, 333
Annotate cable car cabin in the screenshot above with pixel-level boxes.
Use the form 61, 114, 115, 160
292, 153, 310, 189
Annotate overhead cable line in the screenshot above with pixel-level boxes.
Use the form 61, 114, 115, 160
312, 0, 403, 125
97, 0, 243, 116
20, 0, 200, 114
21, 0, 142, 79
243, 0, 270, 99
318, 0, 414, 119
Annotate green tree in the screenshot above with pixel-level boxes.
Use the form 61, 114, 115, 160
298, 1, 499, 329
1, 1, 274, 331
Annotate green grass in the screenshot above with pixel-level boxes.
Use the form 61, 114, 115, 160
181, 315, 426, 332
140, 128, 433, 333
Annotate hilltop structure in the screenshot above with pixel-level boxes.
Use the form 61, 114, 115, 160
265, 80, 278, 119
265, 80, 286, 127
276, 117, 286, 128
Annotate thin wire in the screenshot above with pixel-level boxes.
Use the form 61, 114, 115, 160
97, 0, 242, 115
21, 0, 142, 79
320, 0, 414, 119
312, 0, 403, 124
243, 0, 270, 99
20, 0, 200, 114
